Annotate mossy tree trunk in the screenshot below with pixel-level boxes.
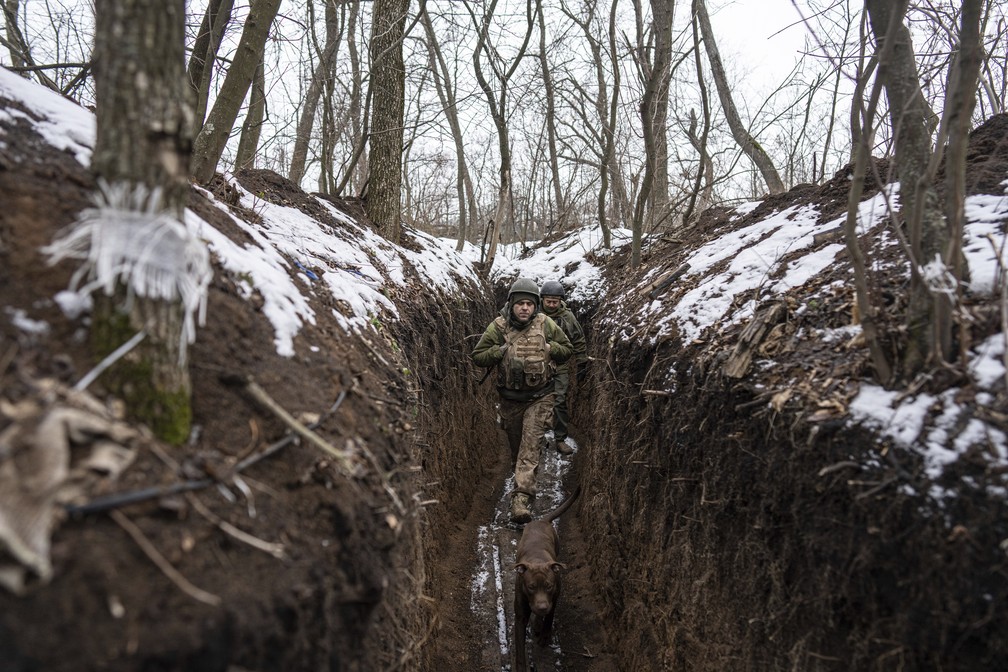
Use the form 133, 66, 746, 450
92, 0, 194, 444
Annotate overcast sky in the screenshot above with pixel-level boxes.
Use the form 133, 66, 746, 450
706, 0, 808, 92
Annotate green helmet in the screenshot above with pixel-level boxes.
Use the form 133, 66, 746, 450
508, 277, 540, 305
540, 280, 565, 299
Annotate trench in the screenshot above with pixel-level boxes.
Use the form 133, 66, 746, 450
2, 90, 1006, 671
399, 272, 1008, 672
395, 284, 615, 671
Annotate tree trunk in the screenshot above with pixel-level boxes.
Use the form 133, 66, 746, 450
865, 0, 943, 375
190, 0, 281, 184
348, 2, 366, 193
3, 0, 24, 70
648, 0, 672, 222
604, 0, 632, 239
632, 0, 674, 266
682, 0, 713, 228
234, 56, 265, 171
937, 0, 982, 362
92, 0, 196, 443
289, 0, 343, 187
695, 0, 785, 195
468, 0, 536, 271
2, 0, 58, 90
536, 0, 567, 230
187, 0, 234, 138
419, 4, 478, 251
365, 0, 410, 243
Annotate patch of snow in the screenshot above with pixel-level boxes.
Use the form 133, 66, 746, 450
6, 307, 49, 335
53, 290, 92, 319
0, 66, 94, 164
962, 193, 1008, 294
490, 227, 634, 305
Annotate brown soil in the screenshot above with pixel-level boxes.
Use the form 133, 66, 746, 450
2, 77, 1007, 672
0, 89, 617, 672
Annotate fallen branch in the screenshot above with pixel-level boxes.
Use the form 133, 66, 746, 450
642, 263, 691, 301
186, 493, 284, 558
242, 380, 356, 474
735, 393, 771, 412
110, 509, 221, 606
812, 226, 843, 246
817, 461, 860, 477
65, 391, 348, 516
853, 476, 898, 500
723, 303, 787, 378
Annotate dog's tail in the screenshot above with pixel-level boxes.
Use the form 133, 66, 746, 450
541, 485, 582, 522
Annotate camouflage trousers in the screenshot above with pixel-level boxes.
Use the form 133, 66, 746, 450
499, 393, 555, 497
552, 370, 570, 440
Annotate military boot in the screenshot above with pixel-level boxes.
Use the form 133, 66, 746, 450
509, 493, 533, 524
556, 436, 576, 455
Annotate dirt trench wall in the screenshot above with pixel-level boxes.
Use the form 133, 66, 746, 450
387, 283, 500, 668
0, 105, 495, 671
577, 335, 1008, 671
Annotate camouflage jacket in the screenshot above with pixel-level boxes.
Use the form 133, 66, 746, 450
471, 312, 573, 401
542, 300, 588, 367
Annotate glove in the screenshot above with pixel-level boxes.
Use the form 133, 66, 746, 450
576, 364, 587, 384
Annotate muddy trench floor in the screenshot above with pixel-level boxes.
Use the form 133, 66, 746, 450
423, 424, 619, 672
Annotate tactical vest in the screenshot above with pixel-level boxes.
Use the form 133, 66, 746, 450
494, 313, 555, 392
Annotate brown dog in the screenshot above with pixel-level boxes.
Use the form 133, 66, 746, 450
512, 486, 581, 672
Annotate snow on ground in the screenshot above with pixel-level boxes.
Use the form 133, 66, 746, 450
5, 66, 1008, 510
0, 67, 93, 165
1, 71, 481, 359
639, 189, 896, 344
488, 227, 635, 305
185, 183, 481, 356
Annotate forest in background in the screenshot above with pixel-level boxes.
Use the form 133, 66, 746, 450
4, 0, 1006, 251
2, 0, 1006, 452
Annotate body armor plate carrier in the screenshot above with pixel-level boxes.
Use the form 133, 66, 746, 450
494, 314, 555, 392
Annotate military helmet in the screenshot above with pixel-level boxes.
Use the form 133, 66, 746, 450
507, 277, 540, 304
540, 280, 565, 299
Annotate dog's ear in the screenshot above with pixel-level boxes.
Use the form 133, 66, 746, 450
549, 562, 566, 574
513, 563, 527, 574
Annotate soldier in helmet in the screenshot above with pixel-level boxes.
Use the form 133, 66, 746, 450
471, 278, 574, 524
539, 280, 588, 455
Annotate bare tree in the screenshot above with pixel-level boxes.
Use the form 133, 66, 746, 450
347, 2, 367, 193
466, 0, 537, 271
365, 0, 411, 243
234, 56, 266, 171
186, 0, 234, 137
977, 0, 1006, 115
419, 3, 478, 251
694, 0, 784, 196
1, 0, 60, 91
535, 0, 568, 231
935, 0, 983, 362
865, 0, 943, 375
644, 0, 673, 220
2, 0, 24, 70
629, 0, 675, 266
681, 0, 712, 227
559, 0, 631, 249
288, 0, 343, 187
314, 2, 360, 195
191, 0, 281, 184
